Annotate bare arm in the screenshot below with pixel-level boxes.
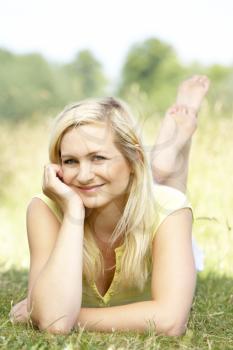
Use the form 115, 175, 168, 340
27, 200, 84, 334
13, 205, 194, 336
75, 208, 196, 336
27, 163, 85, 334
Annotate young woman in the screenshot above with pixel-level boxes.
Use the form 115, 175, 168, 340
10, 76, 209, 336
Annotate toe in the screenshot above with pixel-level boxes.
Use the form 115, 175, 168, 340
203, 76, 210, 87
167, 105, 177, 114
192, 75, 201, 82
180, 105, 188, 114
200, 76, 210, 89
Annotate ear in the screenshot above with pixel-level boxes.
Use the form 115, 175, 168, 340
135, 150, 142, 162
128, 150, 141, 172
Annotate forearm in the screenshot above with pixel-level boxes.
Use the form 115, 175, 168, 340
76, 301, 157, 333
75, 300, 187, 335
29, 213, 84, 329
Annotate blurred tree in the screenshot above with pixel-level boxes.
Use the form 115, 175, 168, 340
0, 49, 60, 120
206, 64, 233, 115
0, 48, 108, 121
64, 49, 108, 99
117, 38, 187, 114
0, 44, 232, 122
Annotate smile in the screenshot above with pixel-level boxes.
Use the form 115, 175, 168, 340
78, 184, 105, 192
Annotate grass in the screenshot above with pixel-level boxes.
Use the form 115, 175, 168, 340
0, 104, 233, 349
1, 270, 233, 349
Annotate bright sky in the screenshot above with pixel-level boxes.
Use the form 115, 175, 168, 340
0, 0, 232, 81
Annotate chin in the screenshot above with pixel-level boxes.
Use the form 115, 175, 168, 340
81, 196, 109, 209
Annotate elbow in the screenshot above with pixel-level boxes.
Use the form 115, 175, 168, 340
36, 316, 76, 335
156, 318, 187, 337
38, 321, 73, 335
28, 297, 79, 334
29, 306, 76, 335
163, 322, 187, 337
154, 310, 188, 337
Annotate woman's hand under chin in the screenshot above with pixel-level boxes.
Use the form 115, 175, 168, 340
42, 163, 85, 216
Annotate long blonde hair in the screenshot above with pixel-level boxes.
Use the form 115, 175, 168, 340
49, 97, 157, 291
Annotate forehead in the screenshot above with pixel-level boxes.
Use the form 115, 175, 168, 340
60, 122, 117, 155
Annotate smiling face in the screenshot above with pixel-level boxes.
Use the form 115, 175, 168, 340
60, 122, 132, 210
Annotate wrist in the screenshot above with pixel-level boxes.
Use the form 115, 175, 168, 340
63, 205, 85, 224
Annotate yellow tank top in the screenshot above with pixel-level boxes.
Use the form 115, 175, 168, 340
34, 184, 192, 308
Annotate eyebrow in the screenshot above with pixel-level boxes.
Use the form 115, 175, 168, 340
61, 151, 105, 158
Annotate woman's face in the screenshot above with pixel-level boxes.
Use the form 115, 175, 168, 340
60, 122, 132, 209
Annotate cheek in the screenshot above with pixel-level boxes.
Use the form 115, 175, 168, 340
61, 166, 75, 182
106, 158, 131, 183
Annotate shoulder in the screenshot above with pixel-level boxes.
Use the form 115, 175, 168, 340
27, 193, 63, 223
26, 194, 62, 252
152, 184, 193, 237
26, 195, 63, 300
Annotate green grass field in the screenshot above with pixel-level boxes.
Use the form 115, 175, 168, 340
0, 105, 233, 349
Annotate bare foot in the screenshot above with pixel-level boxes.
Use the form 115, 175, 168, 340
176, 75, 210, 113
151, 75, 210, 189
151, 105, 196, 181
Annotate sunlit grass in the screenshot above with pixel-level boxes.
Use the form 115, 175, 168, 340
0, 103, 233, 349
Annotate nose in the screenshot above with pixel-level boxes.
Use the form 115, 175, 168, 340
76, 161, 95, 184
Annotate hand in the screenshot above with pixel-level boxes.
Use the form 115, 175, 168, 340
43, 163, 84, 215
9, 298, 29, 324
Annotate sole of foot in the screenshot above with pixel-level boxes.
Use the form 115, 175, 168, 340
155, 104, 197, 154
176, 75, 210, 113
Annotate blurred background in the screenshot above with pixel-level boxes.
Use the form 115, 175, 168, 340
0, 0, 232, 275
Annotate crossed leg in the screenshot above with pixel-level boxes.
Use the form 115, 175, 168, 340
151, 75, 210, 192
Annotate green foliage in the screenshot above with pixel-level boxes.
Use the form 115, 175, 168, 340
206, 64, 233, 115
118, 38, 179, 91
0, 38, 232, 122
0, 48, 108, 122
64, 50, 108, 99
0, 50, 59, 120
117, 38, 187, 114
117, 38, 233, 118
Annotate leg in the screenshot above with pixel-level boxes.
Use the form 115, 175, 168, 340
151, 75, 210, 192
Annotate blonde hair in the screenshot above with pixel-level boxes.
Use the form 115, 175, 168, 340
49, 97, 157, 291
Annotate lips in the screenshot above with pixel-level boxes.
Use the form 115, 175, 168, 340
78, 184, 105, 191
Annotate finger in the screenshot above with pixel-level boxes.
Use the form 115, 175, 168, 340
10, 302, 24, 315
10, 305, 28, 318
43, 164, 49, 183
46, 164, 57, 184
57, 168, 64, 181
10, 305, 20, 316
50, 163, 62, 173
47, 163, 63, 181
10, 313, 27, 323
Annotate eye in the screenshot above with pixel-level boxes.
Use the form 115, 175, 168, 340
92, 155, 107, 161
63, 159, 78, 165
